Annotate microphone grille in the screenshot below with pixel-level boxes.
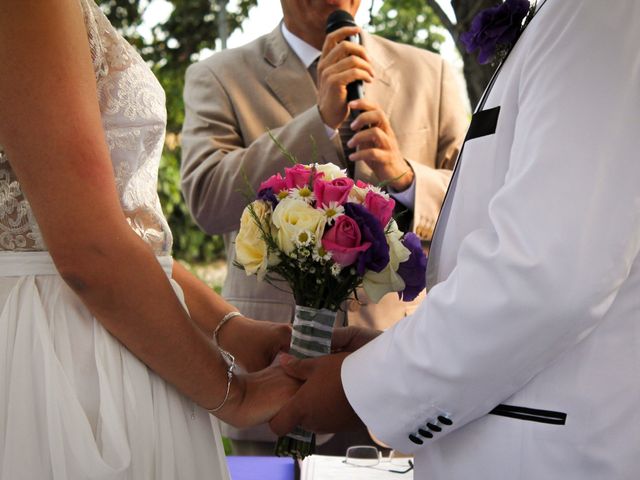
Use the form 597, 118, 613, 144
326, 9, 356, 33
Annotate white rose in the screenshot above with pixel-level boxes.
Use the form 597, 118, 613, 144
272, 197, 326, 254
362, 220, 411, 302
235, 201, 277, 279
314, 162, 347, 181
348, 184, 368, 204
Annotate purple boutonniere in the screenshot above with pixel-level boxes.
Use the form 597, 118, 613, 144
461, 0, 534, 65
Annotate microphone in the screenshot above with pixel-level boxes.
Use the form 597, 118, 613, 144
325, 9, 365, 109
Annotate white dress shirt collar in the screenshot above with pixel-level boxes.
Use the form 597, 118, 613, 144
281, 23, 321, 68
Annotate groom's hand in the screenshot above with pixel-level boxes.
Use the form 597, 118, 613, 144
331, 326, 382, 353
217, 317, 291, 372
269, 352, 363, 435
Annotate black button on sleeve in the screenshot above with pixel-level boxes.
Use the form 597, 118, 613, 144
427, 423, 442, 432
408, 434, 424, 445
438, 416, 453, 426
418, 428, 433, 438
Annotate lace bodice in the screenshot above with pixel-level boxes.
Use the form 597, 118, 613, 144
0, 0, 172, 255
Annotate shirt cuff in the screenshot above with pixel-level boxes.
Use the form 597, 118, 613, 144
388, 179, 416, 211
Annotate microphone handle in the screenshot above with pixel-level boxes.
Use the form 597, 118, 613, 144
345, 33, 364, 120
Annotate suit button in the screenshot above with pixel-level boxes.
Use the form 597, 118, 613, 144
427, 422, 442, 432
418, 428, 433, 438
438, 416, 453, 426
408, 434, 424, 445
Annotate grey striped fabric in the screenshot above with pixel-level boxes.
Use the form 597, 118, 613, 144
285, 306, 337, 446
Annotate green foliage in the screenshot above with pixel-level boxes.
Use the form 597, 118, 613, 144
369, 0, 445, 53
158, 147, 225, 262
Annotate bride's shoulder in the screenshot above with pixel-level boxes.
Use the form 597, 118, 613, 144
76, 0, 136, 79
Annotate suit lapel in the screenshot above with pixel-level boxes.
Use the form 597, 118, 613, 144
264, 26, 318, 118
262, 30, 397, 183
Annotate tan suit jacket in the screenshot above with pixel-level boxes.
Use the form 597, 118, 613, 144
181, 26, 468, 334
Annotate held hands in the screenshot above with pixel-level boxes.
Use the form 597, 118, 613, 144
269, 326, 381, 436
316, 26, 413, 191
269, 353, 363, 435
220, 364, 302, 429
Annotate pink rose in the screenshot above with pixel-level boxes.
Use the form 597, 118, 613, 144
285, 164, 316, 189
355, 180, 368, 188
322, 215, 371, 266
258, 173, 287, 194
314, 177, 355, 208
364, 191, 395, 228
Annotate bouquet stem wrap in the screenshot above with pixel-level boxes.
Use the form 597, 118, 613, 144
275, 305, 337, 459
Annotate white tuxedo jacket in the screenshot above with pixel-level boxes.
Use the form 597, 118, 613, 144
342, 1, 640, 478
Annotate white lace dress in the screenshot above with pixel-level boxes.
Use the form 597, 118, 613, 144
0, 1, 229, 478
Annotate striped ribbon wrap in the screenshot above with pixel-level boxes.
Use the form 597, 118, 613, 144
275, 306, 337, 459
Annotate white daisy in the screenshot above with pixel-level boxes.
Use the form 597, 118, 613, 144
276, 189, 290, 201
294, 229, 314, 248
312, 245, 332, 263
330, 263, 342, 277
367, 185, 391, 199
322, 201, 345, 225
290, 185, 315, 204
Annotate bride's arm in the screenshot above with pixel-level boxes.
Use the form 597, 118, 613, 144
0, 0, 297, 428
172, 262, 292, 372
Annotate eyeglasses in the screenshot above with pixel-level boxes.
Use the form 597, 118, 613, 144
344, 446, 414, 474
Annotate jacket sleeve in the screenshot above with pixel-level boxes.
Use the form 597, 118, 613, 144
180, 61, 341, 234
410, 57, 467, 241
342, 0, 640, 454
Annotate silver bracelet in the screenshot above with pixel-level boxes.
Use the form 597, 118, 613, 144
213, 310, 243, 347
208, 311, 243, 413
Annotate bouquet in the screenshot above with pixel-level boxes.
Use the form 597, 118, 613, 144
235, 155, 427, 458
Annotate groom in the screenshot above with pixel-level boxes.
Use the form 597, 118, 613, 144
270, 1, 640, 478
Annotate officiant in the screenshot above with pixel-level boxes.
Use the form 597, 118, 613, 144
180, 0, 467, 455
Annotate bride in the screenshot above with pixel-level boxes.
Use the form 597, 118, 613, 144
0, 1, 299, 478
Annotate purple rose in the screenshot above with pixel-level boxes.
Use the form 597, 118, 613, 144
460, 0, 530, 65
257, 187, 278, 209
396, 232, 427, 301
344, 203, 389, 275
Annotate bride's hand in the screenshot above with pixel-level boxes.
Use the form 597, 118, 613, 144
220, 365, 302, 429
217, 317, 291, 372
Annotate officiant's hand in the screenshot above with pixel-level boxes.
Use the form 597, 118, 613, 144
217, 317, 291, 372
269, 352, 363, 435
332, 326, 382, 353
347, 98, 414, 192
317, 26, 374, 129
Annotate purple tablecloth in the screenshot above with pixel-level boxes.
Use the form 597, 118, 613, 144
226, 456, 296, 480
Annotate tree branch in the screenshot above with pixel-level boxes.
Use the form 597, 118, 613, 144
425, 0, 456, 34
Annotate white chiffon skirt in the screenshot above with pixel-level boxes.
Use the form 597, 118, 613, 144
0, 252, 230, 480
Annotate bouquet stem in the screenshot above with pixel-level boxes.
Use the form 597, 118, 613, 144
275, 305, 337, 459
